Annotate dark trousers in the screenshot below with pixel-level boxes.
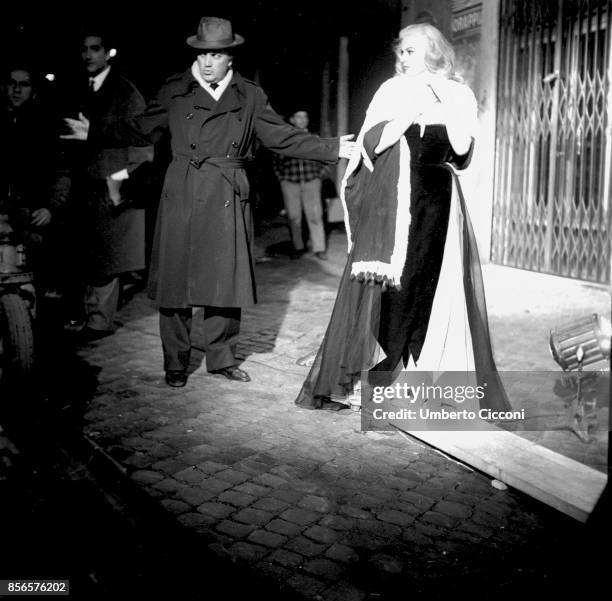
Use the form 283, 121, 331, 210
159, 306, 241, 373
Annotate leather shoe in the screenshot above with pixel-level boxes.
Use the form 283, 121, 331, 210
211, 365, 251, 382
165, 370, 187, 388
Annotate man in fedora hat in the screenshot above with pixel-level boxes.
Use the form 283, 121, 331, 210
89, 16, 355, 387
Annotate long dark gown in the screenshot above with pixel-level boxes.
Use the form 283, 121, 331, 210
295, 123, 511, 411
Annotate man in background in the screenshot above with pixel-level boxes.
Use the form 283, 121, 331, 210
61, 28, 150, 341
273, 110, 328, 260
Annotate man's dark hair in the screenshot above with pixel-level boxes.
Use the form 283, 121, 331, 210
79, 24, 117, 51
5, 63, 40, 88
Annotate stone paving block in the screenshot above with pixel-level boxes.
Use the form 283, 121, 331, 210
420, 511, 459, 529
456, 479, 497, 497
303, 558, 345, 580
321, 581, 367, 601
298, 495, 333, 513
196, 502, 235, 520
368, 553, 404, 575
386, 500, 422, 516
477, 498, 515, 518
144, 486, 164, 499
235, 459, 272, 475
215, 520, 257, 539
411, 484, 446, 501
252, 473, 288, 488
200, 477, 233, 495
383, 475, 420, 492
303, 525, 341, 545
195, 459, 229, 474
251, 497, 290, 513
217, 490, 257, 508
287, 479, 326, 495
174, 486, 215, 507
269, 488, 305, 504
233, 482, 272, 497
442, 490, 480, 508
177, 512, 217, 530
233, 508, 275, 526
413, 520, 448, 540
446, 529, 483, 545
160, 499, 190, 515
227, 541, 269, 564
340, 531, 386, 553
151, 458, 190, 476
354, 519, 403, 539
471, 510, 507, 529
152, 478, 183, 494
280, 508, 321, 526
433, 500, 473, 519
325, 543, 360, 564
215, 469, 251, 485
376, 509, 416, 528
318, 515, 354, 531
130, 469, 164, 485
247, 529, 287, 548
253, 561, 294, 587
285, 536, 327, 558
267, 549, 303, 568
285, 574, 327, 597
265, 519, 303, 538
401, 528, 435, 546
339, 505, 371, 520
174, 466, 208, 484
399, 490, 436, 511
123, 453, 154, 469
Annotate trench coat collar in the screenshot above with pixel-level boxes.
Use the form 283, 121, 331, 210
175, 69, 247, 116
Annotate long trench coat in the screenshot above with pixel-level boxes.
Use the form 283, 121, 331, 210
135, 70, 339, 308
64, 69, 149, 281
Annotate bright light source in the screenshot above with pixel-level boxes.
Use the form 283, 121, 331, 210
109, 48, 117, 58
45, 73, 55, 82
549, 314, 611, 371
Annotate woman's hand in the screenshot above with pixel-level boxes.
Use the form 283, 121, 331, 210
374, 82, 435, 154
432, 81, 477, 157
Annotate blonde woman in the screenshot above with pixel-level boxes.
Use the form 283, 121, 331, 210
295, 24, 510, 413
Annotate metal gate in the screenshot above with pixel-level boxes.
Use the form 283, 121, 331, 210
492, 0, 612, 284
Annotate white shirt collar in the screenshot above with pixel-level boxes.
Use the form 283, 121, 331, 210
90, 65, 111, 92
191, 62, 233, 100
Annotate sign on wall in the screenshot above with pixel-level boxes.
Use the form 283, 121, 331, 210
451, 1, 482, 89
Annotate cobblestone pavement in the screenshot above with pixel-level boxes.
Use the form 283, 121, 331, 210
8, 222, 609, 599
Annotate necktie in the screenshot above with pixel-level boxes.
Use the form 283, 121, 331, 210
88, 77, 95, 92
210, 82, 218, 91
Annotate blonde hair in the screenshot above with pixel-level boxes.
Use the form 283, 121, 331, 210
394, 23, 456, 78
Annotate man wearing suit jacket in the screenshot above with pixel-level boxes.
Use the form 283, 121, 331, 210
61, 28, 150, 341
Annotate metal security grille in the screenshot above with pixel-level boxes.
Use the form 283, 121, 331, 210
492, 0, 612, 283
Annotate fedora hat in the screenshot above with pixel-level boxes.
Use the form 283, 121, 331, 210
186, 16, 245, 50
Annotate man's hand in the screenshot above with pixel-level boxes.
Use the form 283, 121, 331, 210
106, 176, 124, 206
61, 112, 90, 140
338, 134, 357, 159
31, 208, 52, 227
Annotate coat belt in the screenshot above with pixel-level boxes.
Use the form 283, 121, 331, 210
173, 153, 250, 170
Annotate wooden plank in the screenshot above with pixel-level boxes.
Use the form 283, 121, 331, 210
391, 425, 607, 522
